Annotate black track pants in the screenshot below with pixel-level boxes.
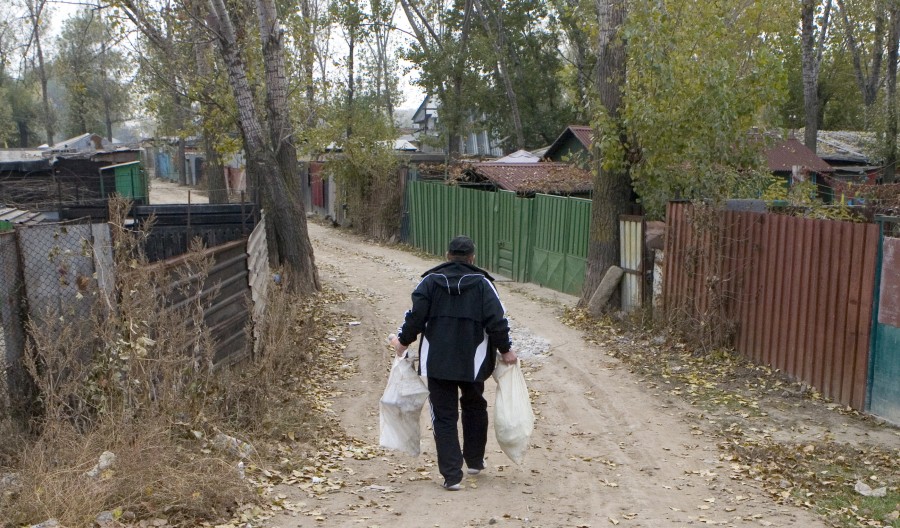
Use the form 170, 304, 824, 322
427, 377, 488, 485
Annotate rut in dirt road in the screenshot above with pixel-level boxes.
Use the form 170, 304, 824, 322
264, 222, 830, 528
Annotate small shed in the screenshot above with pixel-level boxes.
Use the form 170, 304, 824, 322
543, 125, 594, 165
766, 137, 833, 182
100, 161, 148, 204
766, 137, 838, 202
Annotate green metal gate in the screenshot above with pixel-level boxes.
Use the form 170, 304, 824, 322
494, 191, 532, 282
869, 216, 900, 424
408, 183, 499, 272
528, 194, 591, 295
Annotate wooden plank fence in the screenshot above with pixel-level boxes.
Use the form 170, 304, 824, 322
663, 202, 879, 410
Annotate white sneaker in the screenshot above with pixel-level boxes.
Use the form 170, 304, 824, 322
442, 480, 461, 491
467, 461, 485, 475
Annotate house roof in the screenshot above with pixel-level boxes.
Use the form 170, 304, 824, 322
766, 138, 833, 173
813, 130, 877, 164
412, 95, 438, 124
544, 125, 593, 159
0, 206, 48, 225
495, 149, 540, 163
393, 139, 418, 151
51, 133, 106, 152
0, 149, 50, 172
465, 162, 593, 194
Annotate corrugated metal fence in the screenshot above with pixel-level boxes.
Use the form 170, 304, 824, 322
663, 202, 879, 410
619, 216, 645, 311
406, 181, 591, 295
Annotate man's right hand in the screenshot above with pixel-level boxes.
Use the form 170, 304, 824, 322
499, 349, 518, 365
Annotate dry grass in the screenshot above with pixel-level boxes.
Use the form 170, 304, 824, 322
4, 420, 250, 526
0, 198, 332, 525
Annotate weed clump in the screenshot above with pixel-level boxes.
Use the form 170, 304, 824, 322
0, 199, 329, 525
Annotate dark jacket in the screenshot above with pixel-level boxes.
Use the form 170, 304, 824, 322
397, 261, 512, 382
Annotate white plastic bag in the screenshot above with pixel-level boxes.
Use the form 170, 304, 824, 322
379, 356, 430, 456
492, 357, 534, 464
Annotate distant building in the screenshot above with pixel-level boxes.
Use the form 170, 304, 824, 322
813, 130, 880, 182
46, 133, 111, 155
2, 133, 140, 211
543, 125, 593, 167
411, 95, 503, 157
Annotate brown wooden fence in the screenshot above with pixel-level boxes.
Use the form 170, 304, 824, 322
663, 202, 879, 410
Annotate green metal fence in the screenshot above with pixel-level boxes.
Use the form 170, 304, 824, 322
406, 181, 591, 295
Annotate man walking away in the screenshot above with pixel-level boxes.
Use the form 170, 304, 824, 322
391, 235, 518, 491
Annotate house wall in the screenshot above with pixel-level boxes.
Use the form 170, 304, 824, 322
547, 137, 589, 165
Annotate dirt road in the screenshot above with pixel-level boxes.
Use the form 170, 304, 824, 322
261, 222, 833, 528
148, 178, 209, 204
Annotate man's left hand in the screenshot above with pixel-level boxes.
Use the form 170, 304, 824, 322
390, 335, 408, 357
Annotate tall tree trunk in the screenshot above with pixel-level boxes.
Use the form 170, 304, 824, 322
26, 0, 53, 145
17, 121, 29, 147
209, 0, 319, 293
189, 0, 228, 203
473, 0, 525, 150
176, 133, 187, 185
346, 33, 355, 139
100, 20, 115, 143
372, 13, 396, 121
257, 0, 306, 204
801, 0, 832, 152
581, 0, 631, 308
885, 3, 900, 184
573, 40, 591, 122
300, 0, 317, 130
837, 0, 886, 111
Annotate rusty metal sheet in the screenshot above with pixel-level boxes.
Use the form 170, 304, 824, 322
878, 237, 900, 327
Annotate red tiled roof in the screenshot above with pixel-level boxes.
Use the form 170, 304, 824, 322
766, 138, 833, 173
468, 162, 593, 194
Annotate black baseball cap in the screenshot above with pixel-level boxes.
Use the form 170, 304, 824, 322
448, 235, 476, 255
